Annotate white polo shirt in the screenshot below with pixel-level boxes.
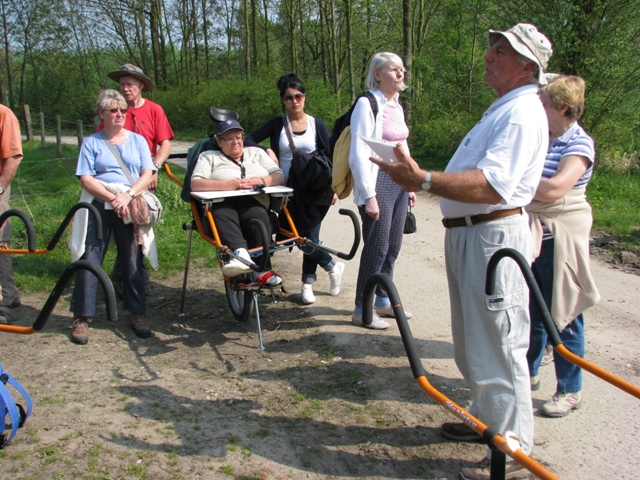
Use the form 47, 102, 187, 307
440, 85, 548, 219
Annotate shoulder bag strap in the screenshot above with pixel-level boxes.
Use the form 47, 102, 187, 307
283, 116, 298, 154
100, 130, 135, 186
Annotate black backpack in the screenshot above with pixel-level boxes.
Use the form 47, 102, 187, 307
329, 91, 379, 153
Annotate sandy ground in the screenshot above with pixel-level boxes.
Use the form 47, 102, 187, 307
1, 187, 639, 479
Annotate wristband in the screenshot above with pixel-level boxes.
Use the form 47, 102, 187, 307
127, 189, 136, 198
261, 178, 266, 186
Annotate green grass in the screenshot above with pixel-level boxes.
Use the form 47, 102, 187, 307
8, 140, 640, 295
11, 141, 217, 294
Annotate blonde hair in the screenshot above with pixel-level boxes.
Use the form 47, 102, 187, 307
365, 52, 408, 91
96, 89, 127, 113
540, 75, 586, 120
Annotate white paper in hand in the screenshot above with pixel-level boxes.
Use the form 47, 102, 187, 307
358, 134, 398, 161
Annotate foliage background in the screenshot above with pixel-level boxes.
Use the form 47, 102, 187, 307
3, 0, 640, 168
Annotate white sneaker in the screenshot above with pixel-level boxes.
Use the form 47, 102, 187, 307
352, 311, 389, 330
222, 258, 252, 277
328, 262, 345, 296
541, 391, 582, 417
375, 303, 413, 319
222, 248, 254, 277
301, 284, 316, 304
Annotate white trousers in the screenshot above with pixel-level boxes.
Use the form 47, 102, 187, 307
445, 214, 534, 455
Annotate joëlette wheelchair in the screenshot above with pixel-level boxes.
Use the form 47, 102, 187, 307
163, 107, 361, 350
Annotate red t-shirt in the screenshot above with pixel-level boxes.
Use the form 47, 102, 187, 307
98, 99, 174, 157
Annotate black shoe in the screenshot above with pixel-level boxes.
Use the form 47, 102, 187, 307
441, 422, 482, 442
0, 310, 11, 325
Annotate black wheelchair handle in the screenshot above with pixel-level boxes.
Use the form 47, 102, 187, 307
209, 107, 240, 123
362, 273, 426, 379
0, 209, 36, 252
46, 202, 103, 251
336, 209, 361, 260
33, 260, 117, 331
485, 247, 562, 347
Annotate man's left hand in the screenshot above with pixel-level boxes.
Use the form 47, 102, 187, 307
370, 144, 424, 192
149, 172, 158, 192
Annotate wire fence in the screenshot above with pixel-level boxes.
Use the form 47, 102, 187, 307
21, 104, 97, 154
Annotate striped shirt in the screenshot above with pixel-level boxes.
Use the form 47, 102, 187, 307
542, 122, 594, 186
540, 122, 595, 239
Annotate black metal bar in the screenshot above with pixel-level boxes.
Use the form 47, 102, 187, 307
0, 209, 36, 252
32, 260, 117, 331
485, 248, 562, 346
46, 202, 103, 251
335, 209, 361, 260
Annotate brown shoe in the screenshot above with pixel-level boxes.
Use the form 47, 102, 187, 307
71, 316, 91, 345
131, 313, 152, 338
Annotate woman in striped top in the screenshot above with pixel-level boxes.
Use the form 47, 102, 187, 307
526, 75, 600, 418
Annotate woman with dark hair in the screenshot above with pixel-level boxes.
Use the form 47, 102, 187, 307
247, 73, 343, 305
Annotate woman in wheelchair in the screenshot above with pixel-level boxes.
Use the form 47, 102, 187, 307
190, 119, 285, 285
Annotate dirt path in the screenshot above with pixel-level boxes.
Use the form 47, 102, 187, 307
1, 193, 638, 480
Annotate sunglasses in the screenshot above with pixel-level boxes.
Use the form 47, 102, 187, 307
106, 108, 128, 114
284, 93, 305, 102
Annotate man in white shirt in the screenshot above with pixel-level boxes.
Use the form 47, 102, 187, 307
371, 24, 552, 480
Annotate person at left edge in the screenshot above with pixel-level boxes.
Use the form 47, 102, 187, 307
0, 103, 24, 325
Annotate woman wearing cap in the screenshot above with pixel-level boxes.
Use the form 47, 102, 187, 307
246, 73, 343, 305
69, 89, 155, 345
349, 52, 415, 330
191, 120, 285, 284
526, 75, 600, 417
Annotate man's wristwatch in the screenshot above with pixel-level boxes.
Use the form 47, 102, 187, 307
421, 171, 432, 191
126, 189, 136, 198
153, 161, 162, 170
0, 186, 4, 196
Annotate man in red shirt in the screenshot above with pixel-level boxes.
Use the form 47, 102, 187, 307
106, 64, 174, 191
105, 64, 174, 286
0, 104, 24, 324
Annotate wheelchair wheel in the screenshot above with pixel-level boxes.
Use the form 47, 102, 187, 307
225, 277, 254, 322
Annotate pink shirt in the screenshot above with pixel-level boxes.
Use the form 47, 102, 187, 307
381, 101, 409, 144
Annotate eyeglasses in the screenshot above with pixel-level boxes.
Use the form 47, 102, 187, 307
106, 108, 128, 114
220, 134, 244, 143
284, 93, 305, 102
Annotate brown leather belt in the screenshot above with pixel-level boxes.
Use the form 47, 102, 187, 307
442, 207, 523, 228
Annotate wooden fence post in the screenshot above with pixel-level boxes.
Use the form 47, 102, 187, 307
76, 120, 83, 148
22, 104, 33, 141
56, 115, 61, 156
39, 112, 45, 148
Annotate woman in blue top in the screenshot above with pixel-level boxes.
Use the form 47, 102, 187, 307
247, 73, 343, 305
526, 75, 600, 417
70, 89, 155, 345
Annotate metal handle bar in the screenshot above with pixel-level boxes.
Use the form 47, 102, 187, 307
0, 203, 103, 255
0, 260, 117, 335
0, 209, 36, 252
46, 202, 103, 251
362, 272, 559, 480
486, 248, 640, 400
294, 208, 360, 260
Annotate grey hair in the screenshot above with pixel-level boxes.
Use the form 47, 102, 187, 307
515, 54, 540, 85
365, 52, 408, 91
96, 89, 127, 113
